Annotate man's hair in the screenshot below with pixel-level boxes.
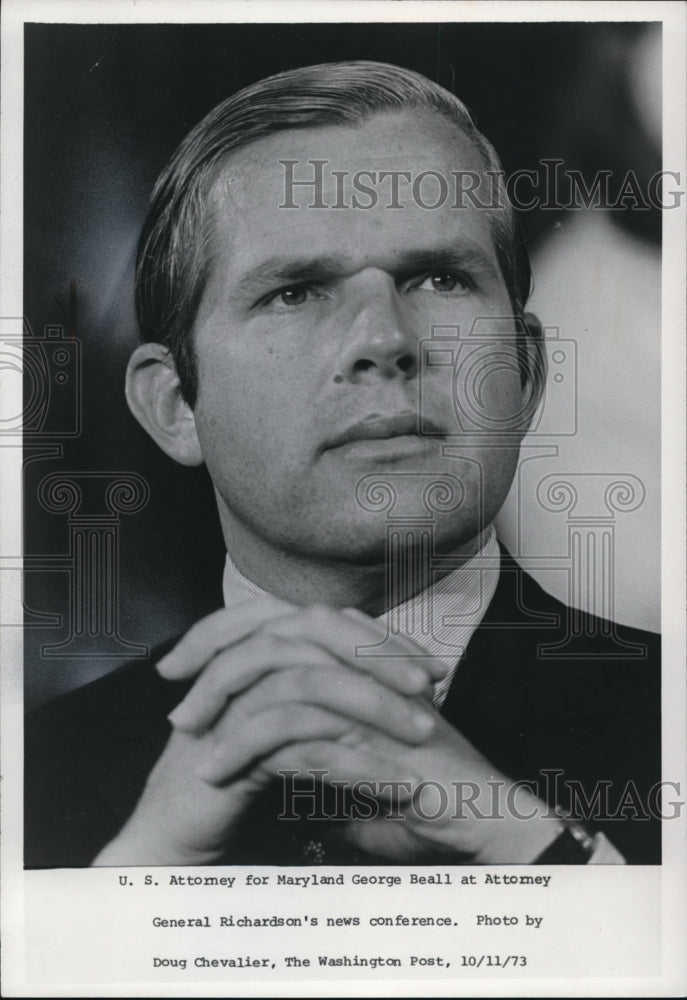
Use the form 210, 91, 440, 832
135, 60, 533, 407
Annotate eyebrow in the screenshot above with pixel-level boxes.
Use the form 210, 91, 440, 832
234, 255, 351, 295
390, 247, 499, 284
232, 244, 499, 298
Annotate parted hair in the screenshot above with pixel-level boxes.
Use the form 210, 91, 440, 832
135, 60, 533, 406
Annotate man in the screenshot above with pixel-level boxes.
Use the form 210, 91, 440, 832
25, 61, 660, 868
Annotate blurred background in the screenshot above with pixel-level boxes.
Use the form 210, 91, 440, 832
21, 21, 662, 707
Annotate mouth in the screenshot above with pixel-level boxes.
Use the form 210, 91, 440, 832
322, 412, 445, 457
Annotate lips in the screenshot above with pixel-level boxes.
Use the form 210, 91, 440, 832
323, 412, 444, 451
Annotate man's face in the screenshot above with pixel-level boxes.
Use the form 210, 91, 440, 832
190, 111, 532, 567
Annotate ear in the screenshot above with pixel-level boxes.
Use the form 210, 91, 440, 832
519, 311, 547, 429
125, 343, 204, 467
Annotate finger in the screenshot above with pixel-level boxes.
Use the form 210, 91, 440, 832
160, 599, 446, 691
267, 604, 448, 683
157, 595, 295, 680
196, 703, 359, 784
262, 738, 418, 791
168, 633, 342, 732
168, 615, 438, 734
220, 663, 436, 748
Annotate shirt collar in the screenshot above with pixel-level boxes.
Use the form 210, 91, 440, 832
222, 527, 500, 709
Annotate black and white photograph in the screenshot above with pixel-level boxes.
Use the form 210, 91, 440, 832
2, 0, 686, 995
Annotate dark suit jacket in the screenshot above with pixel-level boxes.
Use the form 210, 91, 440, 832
25, 549, 661, 867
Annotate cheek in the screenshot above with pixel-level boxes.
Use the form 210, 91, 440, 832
191, 361, 307, 486
197, 329, 307, 404
453, 348, 526, 433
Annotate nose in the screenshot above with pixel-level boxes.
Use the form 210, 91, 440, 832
334, 271, 418, 384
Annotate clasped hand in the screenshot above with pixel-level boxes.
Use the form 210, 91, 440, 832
93, 597, 559, 865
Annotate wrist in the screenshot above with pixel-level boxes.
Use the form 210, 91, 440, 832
469, 787, 565, 864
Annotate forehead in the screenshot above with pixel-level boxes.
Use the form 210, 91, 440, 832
204, 110, 501, 275
220, 107, 485, 174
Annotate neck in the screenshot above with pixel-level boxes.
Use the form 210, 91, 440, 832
220, 515, 492, 617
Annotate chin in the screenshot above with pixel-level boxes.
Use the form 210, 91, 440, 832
285, 509, 486, 567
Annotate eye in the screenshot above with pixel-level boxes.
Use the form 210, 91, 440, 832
413, 272, 471, 293
257, 282, 323, 312
276, 284, 309, 306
